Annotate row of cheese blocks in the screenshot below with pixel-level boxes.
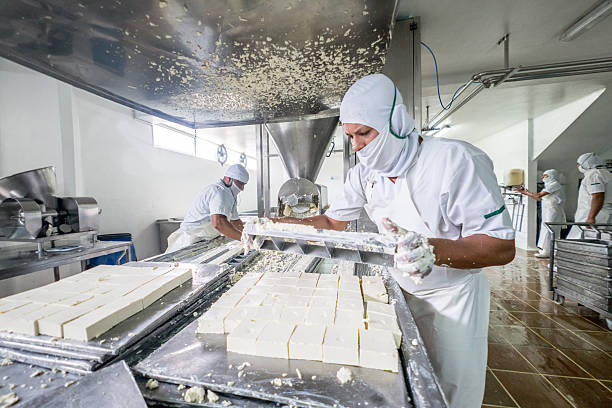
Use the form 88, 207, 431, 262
196, 271, 401, 371
229, 320, 398, 372
0, 265, 192, 341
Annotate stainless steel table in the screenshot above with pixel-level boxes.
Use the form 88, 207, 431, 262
0, 240, 132, 281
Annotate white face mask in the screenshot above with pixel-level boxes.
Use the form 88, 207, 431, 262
578, 165, 586, 174
230, 181, 241, 197
356, 127, 408, 173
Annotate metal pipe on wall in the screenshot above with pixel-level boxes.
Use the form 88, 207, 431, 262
255, 124, 270, 217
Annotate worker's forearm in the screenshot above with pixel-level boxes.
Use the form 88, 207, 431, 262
214, 221, 242, 241
587, 193, 604, 223
429, 234, 515, 269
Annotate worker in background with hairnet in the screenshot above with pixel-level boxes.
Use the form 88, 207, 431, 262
567, 152, 611, 239
263, 74, 516, 407
515, 169, 566, 258
166, 164, 249, 253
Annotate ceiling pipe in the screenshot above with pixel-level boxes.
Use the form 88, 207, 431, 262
559, 0, 612, 42
424, 56, 612, 130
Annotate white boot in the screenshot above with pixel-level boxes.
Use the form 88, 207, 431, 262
535, 251, 550, 258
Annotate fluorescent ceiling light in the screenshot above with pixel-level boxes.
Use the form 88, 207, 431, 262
559, 0, 612, 42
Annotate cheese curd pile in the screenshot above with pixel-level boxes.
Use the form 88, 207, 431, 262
0, 265, 192, 341
196, 269, 401, 372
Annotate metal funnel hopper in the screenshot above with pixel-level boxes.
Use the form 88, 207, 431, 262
266, 116, 339, 182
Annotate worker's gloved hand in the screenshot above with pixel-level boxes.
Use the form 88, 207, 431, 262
381, 217, 435, 283
241, 229, 264, 255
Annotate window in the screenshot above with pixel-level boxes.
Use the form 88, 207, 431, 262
152, 124, 195, 156
152, 123, 255, 169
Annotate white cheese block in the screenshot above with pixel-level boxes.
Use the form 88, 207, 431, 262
316, 279, 339, 290
359, 328, 398, 372
236, 293, 266, 308
308, 296, 336, 309
289, 324, 326, 361
0, 300, 32, 314
256, 277, 281, 287
2, 305, 66, 335
214, 294, 245, 309
51, 293, 95, 307
261, 293, 290, 306
278, 277, 298, 286
367, 315, 402, 348
338, 276, 361, 294
255, 322, 295, 358
295, 279, 317, 288
286, 296, 311, 308
242, 272, 263, 281
334, 309, 365, 329
268, 285, 294, 295
317, 274, 339, 282
0, 303, 48, 334
124, 268, 192, 308
366, 302, 396, 319
63, 296, 143, 341
227, 320, 267, 355
245, 286, 268, 297
37, 295, 114, 337
299, 273, 319, 281
305, 306, 335, 326
196, 307, 232, 334
323, 326, 359, 365
279, 307, 308, 325
252, 305, 282, 322
312, 288, 337, 298
336, 297, 364, 315
362, 278, 388, 303
223, 307, 257, 333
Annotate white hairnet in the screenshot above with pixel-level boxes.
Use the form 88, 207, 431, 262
577, 152, 603, 170
340, 74, 419, 177
224, 164, 249, 183
543, 169, 559, 182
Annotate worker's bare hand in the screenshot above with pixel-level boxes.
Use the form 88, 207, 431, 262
381, 217, 435, 282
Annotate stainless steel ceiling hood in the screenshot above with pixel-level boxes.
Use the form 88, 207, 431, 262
0, 0, 398, 129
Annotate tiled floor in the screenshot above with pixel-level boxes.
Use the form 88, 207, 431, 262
482, 249, 612, 407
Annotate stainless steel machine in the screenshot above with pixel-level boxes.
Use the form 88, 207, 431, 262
266, 116, 339, 218
0, 167, 100, 241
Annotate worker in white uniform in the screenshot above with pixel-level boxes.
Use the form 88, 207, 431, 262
166, 164, 249, 253
269, 74, 516, 407
567, 152, 612, 239
515, 169, 566, 258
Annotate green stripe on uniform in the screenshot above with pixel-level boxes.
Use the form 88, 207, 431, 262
484, 205, 506, 219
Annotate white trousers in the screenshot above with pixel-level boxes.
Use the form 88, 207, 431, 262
404, 272, 490, 408
165, 223, 220, 253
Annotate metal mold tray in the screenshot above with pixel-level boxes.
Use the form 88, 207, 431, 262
555, 286, 612, 317
557, 278, 612, 311
556, 257, 612, 278
555, 239, 612, 257
557, 265, 612, 289
24, 361, 147, 408
0, 263, 226, 372
556, 249, 612, 267
134, 271, 446, 408
556, 270, 612, 297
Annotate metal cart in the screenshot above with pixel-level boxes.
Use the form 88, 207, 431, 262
546, 222, 612, 330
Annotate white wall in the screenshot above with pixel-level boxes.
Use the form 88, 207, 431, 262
473, 120, 537, 250
0, 58, 270, 296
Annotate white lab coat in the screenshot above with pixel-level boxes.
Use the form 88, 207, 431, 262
327, 136, 515, 408
567, 168, 612, 239
537, 181, 566, 255
165, 180, 240, 253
